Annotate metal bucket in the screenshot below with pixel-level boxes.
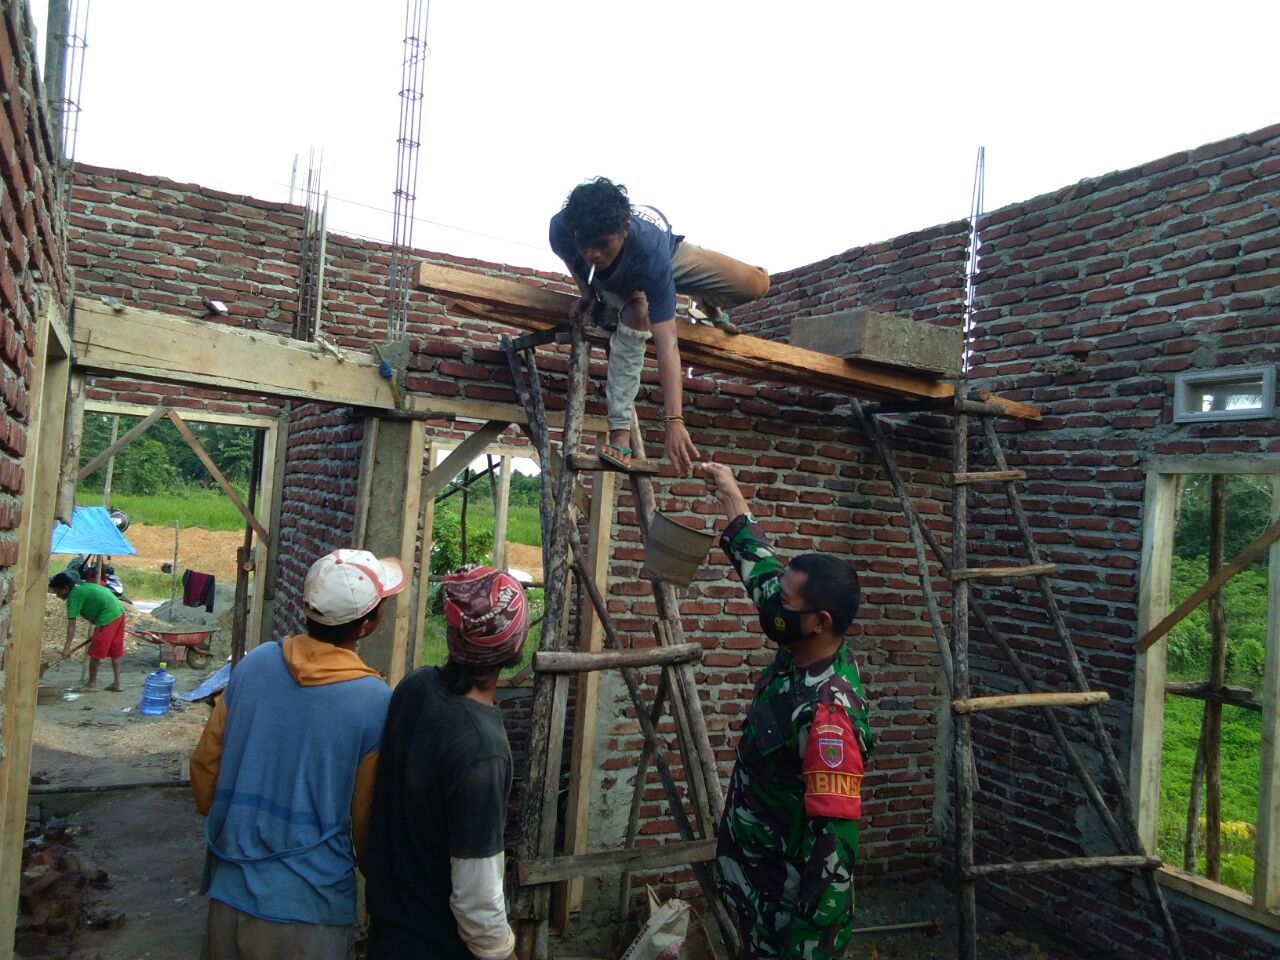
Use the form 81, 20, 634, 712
645, 512, 716, 587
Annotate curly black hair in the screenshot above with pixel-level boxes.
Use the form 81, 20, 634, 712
562, 177, 632, 245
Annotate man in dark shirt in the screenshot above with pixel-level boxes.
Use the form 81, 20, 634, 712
365, 566, 531, 960
549, 177, 769, 474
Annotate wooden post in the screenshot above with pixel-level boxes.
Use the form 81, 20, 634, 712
1183, 722, 1209, 871
559, 462, 616, 925
101, 415, 118, 504
231, 431, 265, 666
254, 409, 289, 647
54, 370, 86, 523
493, 454, 513, 571
0, 298, 70, 950
169, 520, 180, 625
1205, 475, 1228, 881
951, 405, 977, 960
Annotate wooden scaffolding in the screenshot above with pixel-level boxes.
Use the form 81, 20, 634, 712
415, 265, 1183, 959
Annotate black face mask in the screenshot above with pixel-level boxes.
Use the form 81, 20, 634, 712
759, 593, 821, 646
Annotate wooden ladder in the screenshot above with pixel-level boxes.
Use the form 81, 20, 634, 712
501, 322, 738, 960
851, 394, 1185, 960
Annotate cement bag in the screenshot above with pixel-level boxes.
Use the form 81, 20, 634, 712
619, 886, 690, 960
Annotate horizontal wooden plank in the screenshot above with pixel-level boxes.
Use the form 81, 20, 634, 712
964, 855, 1160, 879
952, 691, 1110, 714
534, 643, 703, 674
950, 563, 1058, 581
418, 264, 1041, 419
952, 470, 1026, 485
518, 839, 717, 886
568, 453, 663, 476
1164, 681, 1262, 712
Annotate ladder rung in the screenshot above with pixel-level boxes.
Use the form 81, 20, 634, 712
534, 643, 703, 674
950, 563, 1057, 581
569, 453, 663, 475
963, 854, 1161, 880
952, 470, 1027, 485
511, 327, 569, 351
518, 838, 716, 885
952, 691, 1110, 714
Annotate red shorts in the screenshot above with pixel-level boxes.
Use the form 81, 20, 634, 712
88, 615, 125, 660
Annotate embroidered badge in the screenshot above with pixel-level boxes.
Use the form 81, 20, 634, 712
815, 722, 844, 768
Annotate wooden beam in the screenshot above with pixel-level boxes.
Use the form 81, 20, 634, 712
949, 563, 1058, 581
963, 855, 1161, 879
1163, 681, 1261, 712
519, 840, 717, 886
75, 404, 167, 481
391, 420, 426, 685
568, 453, 663, 476
165, 410, 270, 545
85, 398, 277, 429
1256, 475, 1280, 910
54, 371, 85, 523
418, 264, 1041, 419
421, 421, 511, 501
535, 643, 703, 674
952, 691, 1109, 714
73, 297, 398, 409
1137, 517, 1280, 653
491, 455, 513, 571
952, 470, 1027, 485
0, 299, 70, 948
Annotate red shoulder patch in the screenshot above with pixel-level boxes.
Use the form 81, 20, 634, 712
802, 701, 863, 819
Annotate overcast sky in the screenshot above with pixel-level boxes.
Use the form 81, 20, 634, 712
26, 0, 1280, 276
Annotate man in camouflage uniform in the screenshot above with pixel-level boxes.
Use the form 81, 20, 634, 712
701, 462, 873, 960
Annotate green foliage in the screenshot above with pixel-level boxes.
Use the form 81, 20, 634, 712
429, 509, 496, 576
78, 413, 258, 497
1157, 696, 1261, 894
76, 489, 249, 532
1174, 474, 1273, 569
1165, 557, 1270, 686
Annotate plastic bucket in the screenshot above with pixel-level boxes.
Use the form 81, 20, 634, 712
645, 512, 716, 587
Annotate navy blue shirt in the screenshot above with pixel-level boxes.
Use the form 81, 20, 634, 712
549, 210, 681, 323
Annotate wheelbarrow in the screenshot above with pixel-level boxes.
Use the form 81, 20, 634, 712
130, 629, 214, 669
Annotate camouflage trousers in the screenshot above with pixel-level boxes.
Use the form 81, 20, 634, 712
716, 850, 855, 960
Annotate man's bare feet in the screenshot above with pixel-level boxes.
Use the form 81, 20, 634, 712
105, 684, 123, 692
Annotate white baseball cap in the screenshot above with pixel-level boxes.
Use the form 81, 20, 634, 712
303, 549, 406, 626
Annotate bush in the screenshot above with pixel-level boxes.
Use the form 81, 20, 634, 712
1165, 556, 1269, 685
429, 510, 495, 577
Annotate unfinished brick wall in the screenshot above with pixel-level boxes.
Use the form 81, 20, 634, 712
965, 124, 1280, 958
0, 3, 65, 755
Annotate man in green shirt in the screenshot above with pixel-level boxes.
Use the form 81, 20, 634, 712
49, 572, 127, 692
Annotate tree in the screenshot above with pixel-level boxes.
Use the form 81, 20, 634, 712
1175, 474, 1274, 569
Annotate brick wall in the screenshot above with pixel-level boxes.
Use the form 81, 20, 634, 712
0, 2, 65, 755
965, 124, 1280, 958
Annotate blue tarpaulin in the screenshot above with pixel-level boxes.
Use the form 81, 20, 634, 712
49, 507, 136, 556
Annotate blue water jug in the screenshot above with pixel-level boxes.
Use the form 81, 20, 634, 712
139, 663, 175, 716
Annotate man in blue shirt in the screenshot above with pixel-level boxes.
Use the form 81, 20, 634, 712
550, 177, 769, 473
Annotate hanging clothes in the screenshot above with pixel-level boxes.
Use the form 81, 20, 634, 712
183, 570, 217, 612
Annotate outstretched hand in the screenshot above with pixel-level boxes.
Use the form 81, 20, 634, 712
700, 461, 750, 518
665, 421, 700, 476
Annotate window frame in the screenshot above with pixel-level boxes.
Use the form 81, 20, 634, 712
1130, 458, 1280, 930
1171, 364, 1276, 424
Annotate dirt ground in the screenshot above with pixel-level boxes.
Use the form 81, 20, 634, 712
505, 541, 543, 579
23, 631, 214, 958
105, 523, 242, 584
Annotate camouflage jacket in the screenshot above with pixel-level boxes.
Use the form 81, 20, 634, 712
715, 513, 873, 959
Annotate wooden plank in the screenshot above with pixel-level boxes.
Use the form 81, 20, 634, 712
1163, 682, 1261, 712
166, 410, 271, 545
54, 371, 86, 523
412, 443, 442, 669
560, 459, 615, 923
73, 297, 399, 409
519, 840, 717, 885
949, 563, 1057, 581
417, 264, 1041, 419
963, 855, 1161, 879
1131, 472, 1180, 852
84, 398, 278, 429
1205, 476, 1227, 883
491, 455, 512, 571
390, 419, 426, 685
248, 419, 280, 651
75, 404, 167, 481
568, 453, 663, 476
952, 691, 1109, 714
535, 643, 703, 673
1137, 516, 1280, 653
1160, 867, 1280, 934
420, 421, 510, 502
352, 417, 380, 547
952, 470, 1026, 485
0, 299, 69, 947
1255, 473, 1280, 910
406, 393, 608, 434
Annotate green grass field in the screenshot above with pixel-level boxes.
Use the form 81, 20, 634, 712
76, 489, 248, 532
433, 497, 541, 548
1158, 693, 1261, 893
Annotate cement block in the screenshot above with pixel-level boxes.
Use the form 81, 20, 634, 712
789, 310, 963, 378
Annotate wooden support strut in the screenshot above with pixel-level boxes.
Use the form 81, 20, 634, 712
533, 643, 703, 674
165, 410, 271, 546
963, 855, 1163, 880
75, 404, 168, 481
952, 691, 1110, 714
